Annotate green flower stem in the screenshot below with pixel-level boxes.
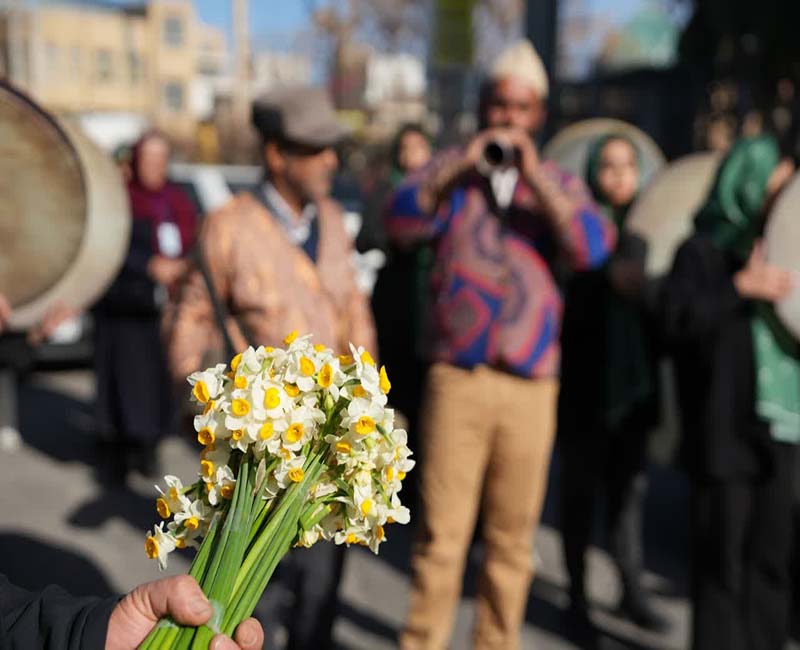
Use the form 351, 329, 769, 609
221, 499, 300, 635
299, 502, 332, 531
223, 452, 327, 635
192, 460, 254, 648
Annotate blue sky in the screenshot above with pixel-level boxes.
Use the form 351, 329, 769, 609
194, 0, 309, 51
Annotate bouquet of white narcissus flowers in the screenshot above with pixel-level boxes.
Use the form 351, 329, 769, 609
140, 333, 414, 649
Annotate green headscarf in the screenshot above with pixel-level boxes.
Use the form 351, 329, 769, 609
694, 135, 800, 443
585, 133, 641, 227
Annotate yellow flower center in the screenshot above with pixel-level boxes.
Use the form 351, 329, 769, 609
234, 375, 248, 389
184, 516, 200, 531
398, 471, 407, 481
231, 398, 250, 417
175, 537, 186, 549
284, 383, 300, 398
345, 533, 358, 544
279, 447, 292, 460
385, 466, 395, 481
379, 366, 391, 394
361, 499, 374, 516
335, 441, 352, 454
338, 354, 354, 366
387, 516, 396, 524
156, 497, 171, 519
352, 385, 367, 398
192, 380, 210, 404
145, 536, 159, 559
264, 388, 281, 409
197, 427, 215, 446
284, 330, 299, 345
286, 423, 304, 443
201, 460, 214, 477
220, 484, 235, 500
259, 422, 274, 440
300, 356, 316, 376
314, 343, 327, 352
355, 415, 375, 436
318, 364, 333, 388
168, 486, 180, 502
376, 525, 385, 541
360, 350, 375, 366
231, 428, 244, 441
205, 482, 213, 493
288, 467, 305, 483
230, 353, 243, 372
203, 400, 216, 416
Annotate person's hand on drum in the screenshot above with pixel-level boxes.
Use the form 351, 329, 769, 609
27, 302, 78, 346
734, 240, 794, 303
148, 255, 189, 291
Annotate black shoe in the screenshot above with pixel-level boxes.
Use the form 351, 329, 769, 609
618, 592, 669, 633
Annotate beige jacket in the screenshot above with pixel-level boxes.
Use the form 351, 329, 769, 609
166, 192, 376, 381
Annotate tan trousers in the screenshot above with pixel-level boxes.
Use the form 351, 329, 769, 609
401, 363, 558, 650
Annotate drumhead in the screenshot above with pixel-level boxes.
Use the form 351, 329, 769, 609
765, 172, 800, 339
0, 81, 130, 329
0, 83, 86, 308
626, 152, 722, 276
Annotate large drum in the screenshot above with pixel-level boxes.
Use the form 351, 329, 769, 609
543, 117, 667, 187
766, 172, 800, 339
627, 152, 722, 276
0, 81, 130, 330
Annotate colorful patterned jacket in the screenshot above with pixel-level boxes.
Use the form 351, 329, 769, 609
385, 149, 616, 379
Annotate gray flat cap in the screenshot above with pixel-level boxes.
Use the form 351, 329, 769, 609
252, 84, 349, 148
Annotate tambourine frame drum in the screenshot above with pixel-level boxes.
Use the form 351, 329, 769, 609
543, 117, 667, 187
765, 172, 800, 339
0, 81, 130, 330
626, 152, 722, 277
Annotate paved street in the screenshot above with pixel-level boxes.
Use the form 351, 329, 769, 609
1, 370, 797, 649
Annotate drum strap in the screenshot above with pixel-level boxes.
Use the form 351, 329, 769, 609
192, 243, 256, 358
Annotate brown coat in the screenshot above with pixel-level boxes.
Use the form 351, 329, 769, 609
166, 192, 376, 381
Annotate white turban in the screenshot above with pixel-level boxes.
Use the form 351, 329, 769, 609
489, 39, 549, 100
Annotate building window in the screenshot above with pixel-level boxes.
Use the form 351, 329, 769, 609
71, 46, 81, 76
163, 81, 184, 111
163, 15, 184, 47
95, 48, 112, 81
129, 51, 144, 83
46, 43, 59, 73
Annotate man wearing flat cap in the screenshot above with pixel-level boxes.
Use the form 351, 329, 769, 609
386, 40, 617, 649
168, 84, 376, 650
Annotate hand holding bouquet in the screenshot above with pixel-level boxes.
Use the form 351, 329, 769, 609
140, 333, 414, 649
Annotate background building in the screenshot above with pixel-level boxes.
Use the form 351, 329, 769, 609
0, 0, 226, 153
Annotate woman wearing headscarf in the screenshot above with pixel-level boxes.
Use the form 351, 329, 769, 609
558, 134, 665, 631
660, 135, 797, 650
94, 131, 197, 481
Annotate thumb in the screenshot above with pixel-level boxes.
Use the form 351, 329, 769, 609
137, 575, 212, 626
106, 576, 213, 650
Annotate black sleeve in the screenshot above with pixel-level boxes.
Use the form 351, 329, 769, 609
0, 574, 118, 650
658, 237, 746, 345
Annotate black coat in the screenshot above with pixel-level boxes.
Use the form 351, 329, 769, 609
0, 574, 116, 649
559, 232, 660, 436
659, 234, 773, 480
